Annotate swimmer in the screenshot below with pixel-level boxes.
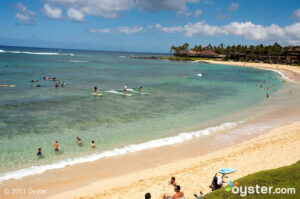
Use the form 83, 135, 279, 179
32, 84, 41, 87
61, 82, 66, 87
91, 140, 95, 148
53, 141, 60, 151
31, 80, 38, 82
77, 138, 82, 145
139, 85, 143, 93
37, 148, 43, 158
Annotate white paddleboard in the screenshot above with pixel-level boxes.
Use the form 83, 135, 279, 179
106, 90, 133, 97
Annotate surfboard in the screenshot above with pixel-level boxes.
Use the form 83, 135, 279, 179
91, 93, 103, 96
106, 90, 133, 97
0, 85, 16, 87
219, 168, 236, 174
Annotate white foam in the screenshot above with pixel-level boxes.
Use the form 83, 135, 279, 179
0, 121, 242, 183
106, 90, 133, 96
271, 70, 288, 80
119, 56, 127, 58
0, 50, 72, 56
197, 73, 202, 77
127, 88, 147, 95
69, 60, 88, 63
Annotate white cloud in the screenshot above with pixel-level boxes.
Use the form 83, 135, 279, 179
46, 0, 134, 19
292, 8, 300, 21
228, 2, 239, 12
42, 4, 63, 19
136, 0, 199, 12
14, 2, 36, 25
67, 8, 84, 22
150, 21, 300, 45
177, 10, 192, 18
194, 9, 203, 17
90, 26, 144, 34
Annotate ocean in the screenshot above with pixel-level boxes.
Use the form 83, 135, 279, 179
0, 46, 283, 182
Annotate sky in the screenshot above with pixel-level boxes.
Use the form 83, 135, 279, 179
0, 0, 300, 53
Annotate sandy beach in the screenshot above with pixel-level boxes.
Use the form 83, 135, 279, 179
45, 121, 300, 199
200, 60, 300, 83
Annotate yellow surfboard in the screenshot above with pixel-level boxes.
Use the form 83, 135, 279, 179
91, 93, 103, 96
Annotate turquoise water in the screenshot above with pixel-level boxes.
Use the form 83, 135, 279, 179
0, 46, 282, 180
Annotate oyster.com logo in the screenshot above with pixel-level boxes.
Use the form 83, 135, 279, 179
225, 180, 238, 192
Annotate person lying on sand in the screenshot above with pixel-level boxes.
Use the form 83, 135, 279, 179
169, 176, 177, 187
163, 185, 184, 199
53, 141, 60, 151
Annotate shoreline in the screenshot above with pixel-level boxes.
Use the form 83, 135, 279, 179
47, 121, 300, 199
0, 62, 299, 199
197, 60, 300, 83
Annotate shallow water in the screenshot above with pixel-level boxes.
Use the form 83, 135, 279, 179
0, 46, 283, 181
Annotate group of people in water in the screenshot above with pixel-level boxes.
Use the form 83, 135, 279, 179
256, 76, 279, 98
36, 137, 96, 158
30, 77, 66, 88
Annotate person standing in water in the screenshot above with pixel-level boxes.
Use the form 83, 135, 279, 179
94, 86, 98, 93
123, 84, 128, 93
53, 141, 60, 151
55, 81, 59, 88
37, 148, 43, 158
91, 140, 95, 148
77, 137, 83, 145
139, 85, 143, 93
